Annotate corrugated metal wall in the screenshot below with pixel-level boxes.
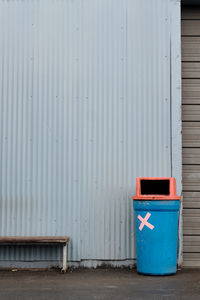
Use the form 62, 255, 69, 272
0, 0, 172, 266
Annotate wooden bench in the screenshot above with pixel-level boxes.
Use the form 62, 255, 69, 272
0, 236, 70, 273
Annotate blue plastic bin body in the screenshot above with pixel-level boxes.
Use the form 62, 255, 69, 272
133, 200, 180, 275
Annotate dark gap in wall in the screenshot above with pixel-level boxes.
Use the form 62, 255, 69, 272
140, 180, 170, 195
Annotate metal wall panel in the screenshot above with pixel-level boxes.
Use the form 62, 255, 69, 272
182, 20, 200, 36
183, 253, 200, 267
182, 6, 200, 19
182, 122, 200, 147
182, 7, 200, 267
183, 236, 200, 252
182, 62, 200, 78
183, 192, 200, 209
183, 165, 200, 191
0, 0, 172, 266
182, 105, 200, 121
182, 37, 200, 61
183, 209, 200, 235
182, 79, 200, 104
183, 148, 200, 164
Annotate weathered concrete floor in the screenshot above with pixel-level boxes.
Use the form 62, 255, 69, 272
0, 268, 199, 300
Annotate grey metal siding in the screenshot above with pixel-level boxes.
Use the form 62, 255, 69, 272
182, 79, 200, 104
182, 6, 200, 267
0, 0, 174, 266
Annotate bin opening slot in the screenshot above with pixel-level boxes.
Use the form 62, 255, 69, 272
140, 179, 170, 195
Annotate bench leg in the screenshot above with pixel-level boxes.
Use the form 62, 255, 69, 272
61, 243, 67, 273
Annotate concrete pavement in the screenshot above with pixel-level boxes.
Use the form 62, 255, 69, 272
0, 268, 199, 300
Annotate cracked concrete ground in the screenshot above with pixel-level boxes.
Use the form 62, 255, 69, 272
0, 268, 199, 300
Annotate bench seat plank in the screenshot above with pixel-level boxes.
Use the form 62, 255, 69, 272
0, 236, 70, 243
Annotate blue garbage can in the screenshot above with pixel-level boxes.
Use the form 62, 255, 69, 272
133, 178, 181, 275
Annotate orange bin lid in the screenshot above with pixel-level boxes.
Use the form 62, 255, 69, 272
132, 177, 181, 200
